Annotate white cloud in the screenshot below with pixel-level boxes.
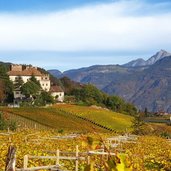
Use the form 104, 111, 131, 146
0, 0, 171, 52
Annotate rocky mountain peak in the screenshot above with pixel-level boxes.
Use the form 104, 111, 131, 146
123, 58, 146, 67
146, 49, 171, 65
123, 49, 171, 67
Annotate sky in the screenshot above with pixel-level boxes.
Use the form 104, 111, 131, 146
0, 0, 171, 71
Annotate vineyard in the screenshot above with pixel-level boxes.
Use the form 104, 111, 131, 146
1, 104, 133, 133
0, 107, 105, 133
0, 106, 171, 170
0, 129, 171, 171
53, 104, 133, 132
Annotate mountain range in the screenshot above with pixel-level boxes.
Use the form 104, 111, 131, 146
48, 50, 171, 113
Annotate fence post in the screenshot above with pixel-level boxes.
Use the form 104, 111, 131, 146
56, 149, 60, 165
23, 155, 28, 169
5, 146, 16, 171
87, 155, 90, 165
8, 137, 11, 143
75, 145, 78, 171
100, 149, 104, 162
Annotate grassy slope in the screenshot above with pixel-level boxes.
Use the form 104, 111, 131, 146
53, 104, 133, 131
1, 104, 133, 132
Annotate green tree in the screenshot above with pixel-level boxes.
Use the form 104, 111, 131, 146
30, 75, 41, 87
105, 96, 125, 112
21, 81, 41, 98
0, 112, 7, 130
124, 103, 137, 116
14, 76, 24, 89
0, 65, 8, 79
34, 91, 54, 106
0, 65, 13, 103
72, 84, 104, 105
144, 107, 149, 117
132, 113, 145, 135
0, 79, 5, 102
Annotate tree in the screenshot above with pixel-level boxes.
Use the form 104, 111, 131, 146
105, 96, 125, 112
124, 103, 137, 116
21, 81, 41, 98
0, 112, 7, 130
34, 91, 54, 106
0, 65, 13, 103
144, 107, 149, 117
0, 65, 8, 79
30, 75, 41, 87
14, 76, 24, 90
0, 79, 5, 102
132, 113, 145, 135
72, 84, 104, 105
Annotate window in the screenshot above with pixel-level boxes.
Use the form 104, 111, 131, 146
15, 77, 19, 80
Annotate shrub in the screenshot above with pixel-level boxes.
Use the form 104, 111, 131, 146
0, 112, 17, 131
0, 112, 7, 130
8, 120, 17, 131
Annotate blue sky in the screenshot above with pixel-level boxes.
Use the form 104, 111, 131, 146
0, 0, 171, 71
0, 0, 113, 12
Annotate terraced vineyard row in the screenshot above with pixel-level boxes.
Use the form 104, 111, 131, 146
58, 108, 115, 132
54, 104, 133, 132
1, 107, 105, 132
3, 111, 50, 130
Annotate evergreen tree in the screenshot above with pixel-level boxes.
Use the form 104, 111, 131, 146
0, 65, 13, 103
132, 113, 145, 135
14, 76, 24, 89
144, 107, 149, 117
30, 75, 41, 87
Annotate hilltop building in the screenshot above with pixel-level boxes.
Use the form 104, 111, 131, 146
50, 86, 65, 102
8, 64, 64, 103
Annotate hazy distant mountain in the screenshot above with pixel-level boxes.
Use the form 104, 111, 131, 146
48, 69, 62, 78
62, 65, 130, 89
103, 56, 171, 112
48, 50, 171, 112
123, 58, 146, 67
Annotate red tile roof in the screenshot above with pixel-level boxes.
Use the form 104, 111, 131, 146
50, 86, 64, 92
8, 68, 43, 76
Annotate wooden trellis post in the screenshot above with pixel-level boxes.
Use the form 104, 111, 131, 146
5, 146, 16, 171
75, 145, 79, 171
23, 155, 28, 169
56, 149, 60, 165
87, 155, 90, 165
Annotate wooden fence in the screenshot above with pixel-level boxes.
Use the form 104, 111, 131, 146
5, 135, 138, 171
13, 145, 116, 171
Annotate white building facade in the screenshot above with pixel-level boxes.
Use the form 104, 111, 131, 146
8, 64, 64, 102
8, 65, 51, 92
50, 86, 65, 102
